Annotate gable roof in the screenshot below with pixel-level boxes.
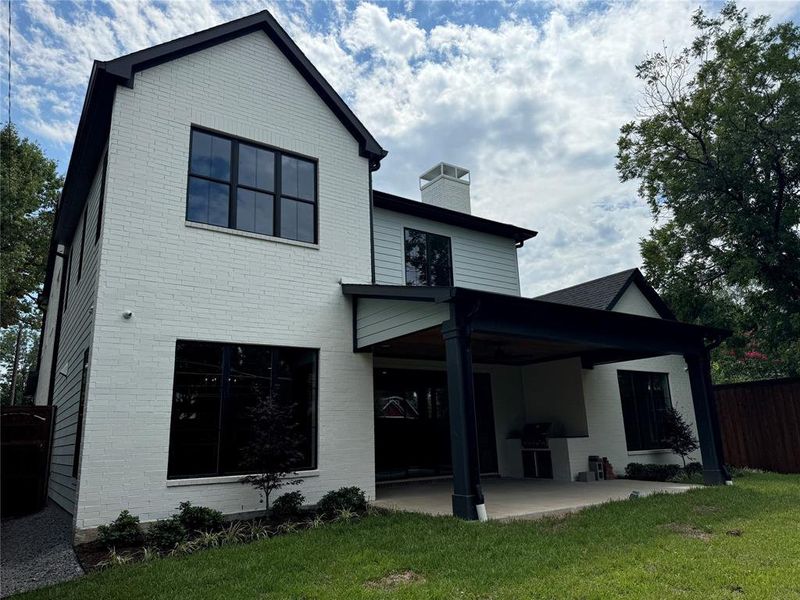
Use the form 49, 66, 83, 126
533, 268, 676, 320
372, 190, 537, 246
54, 10, 386, 244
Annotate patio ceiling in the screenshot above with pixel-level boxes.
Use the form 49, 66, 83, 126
371, 327, 663, 366
343, 284, 729, 367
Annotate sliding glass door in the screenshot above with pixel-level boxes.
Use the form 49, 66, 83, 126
374, 369, 497, 482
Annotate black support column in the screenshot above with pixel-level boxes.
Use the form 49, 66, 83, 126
685, 349, 730, 485
442, 305, 482, 520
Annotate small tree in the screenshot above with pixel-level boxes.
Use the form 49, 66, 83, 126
239, 394, 304, 517
662, 407, 700, 468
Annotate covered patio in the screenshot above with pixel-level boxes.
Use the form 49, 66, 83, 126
343, 284, 731, 521
374, 477, 696, 520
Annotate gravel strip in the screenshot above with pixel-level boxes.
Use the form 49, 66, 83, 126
1, 503, 84, 598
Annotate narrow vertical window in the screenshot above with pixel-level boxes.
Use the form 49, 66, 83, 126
72, 349, 90, 478
62, 248, 71, 312
279, 155, 316, 243
77, 209, 87, 282
95, 152, 108, 244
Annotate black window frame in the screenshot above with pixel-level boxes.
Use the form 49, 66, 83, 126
72, 349, 90, 478
77, 207, 87, 282
617, 370, 673, 452
95, 151, 108, 244
186, 126, 319, 244
404, 227, 454, 287
62, 246, 72, 313
166, 340, 319, 480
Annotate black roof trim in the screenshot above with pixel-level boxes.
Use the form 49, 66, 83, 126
372, 190, 537, 245
534, 268, 676, 320
102, 11, 385, 163
54, 10, 386, 245
341, 283, 729, 348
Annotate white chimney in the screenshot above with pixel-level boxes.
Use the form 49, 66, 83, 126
419, 162, 471, 214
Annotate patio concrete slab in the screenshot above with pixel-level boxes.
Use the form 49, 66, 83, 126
374, 478, 696, 520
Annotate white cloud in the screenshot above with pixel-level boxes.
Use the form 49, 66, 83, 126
8, 0, 800, 296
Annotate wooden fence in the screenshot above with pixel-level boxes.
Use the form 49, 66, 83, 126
1, 405, 55, 517
714, 377, 800, 474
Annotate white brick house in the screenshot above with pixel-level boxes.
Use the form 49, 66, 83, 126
35, 11, 730, 537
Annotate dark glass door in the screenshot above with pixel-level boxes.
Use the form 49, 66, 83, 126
374, 369, 497, 482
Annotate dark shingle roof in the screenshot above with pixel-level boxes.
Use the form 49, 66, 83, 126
534, 268, 675, 319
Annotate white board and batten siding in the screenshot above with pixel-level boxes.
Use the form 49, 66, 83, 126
373, 207, 521, 296
48, 155, 106, 514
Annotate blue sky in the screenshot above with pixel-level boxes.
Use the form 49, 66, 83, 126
3, 0, 799, 296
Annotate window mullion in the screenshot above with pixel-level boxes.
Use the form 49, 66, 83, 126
218, 346, 231, 476
274, 153, 282, 237
426, 233, 432, 286
229, 142, 239, 229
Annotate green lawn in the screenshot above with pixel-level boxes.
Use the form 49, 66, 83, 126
18, 473, 800, 599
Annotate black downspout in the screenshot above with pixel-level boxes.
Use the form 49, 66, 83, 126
368, 168, 376, 284
442, 301, 482, 520
47, 252, 68, 406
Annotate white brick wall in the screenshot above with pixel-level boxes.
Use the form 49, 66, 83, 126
74, 31, 375, 531
574, 285, 701, 477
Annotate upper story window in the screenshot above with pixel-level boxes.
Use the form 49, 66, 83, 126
186, 128, 317, 243
404, 228, 453, 286
617, 370, 672, 451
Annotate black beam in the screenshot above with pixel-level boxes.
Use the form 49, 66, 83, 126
471, 311, 703, 357
442, 305, 482, 520
685, 350, 729, 485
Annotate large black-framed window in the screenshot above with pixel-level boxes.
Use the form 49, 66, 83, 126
167, 340, 318, 479
617, 370, 672, 451
404, 228, 453, 286
186, 128, 317, 243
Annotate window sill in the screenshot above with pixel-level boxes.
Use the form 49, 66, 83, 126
627, 449, 672, 456
185, 221, 319, 250
166, 470, 319, 487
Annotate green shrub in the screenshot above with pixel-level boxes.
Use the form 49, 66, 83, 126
685, 462, 703, 476
271, 491, 305, 523
176, 501, 224, 533
146, 517, 187, 550
97, 510, 144, 548
316, 487, 367, 518
625, 462, 683, 482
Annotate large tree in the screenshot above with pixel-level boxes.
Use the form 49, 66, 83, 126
1, 123, 63, 403
1, 124, 61, 326
617, 2, 800, 382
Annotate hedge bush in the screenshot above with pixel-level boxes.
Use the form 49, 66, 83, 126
271, 491, 305, 523
316, 487, 367, 518
147, 517, 187, 550
624, 462, 683, 482
97, 510, 144, 548
177, 501, 224, 533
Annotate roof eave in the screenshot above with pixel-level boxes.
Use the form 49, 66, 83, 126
54, 10, 387, 245
372, 190, 537, 243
